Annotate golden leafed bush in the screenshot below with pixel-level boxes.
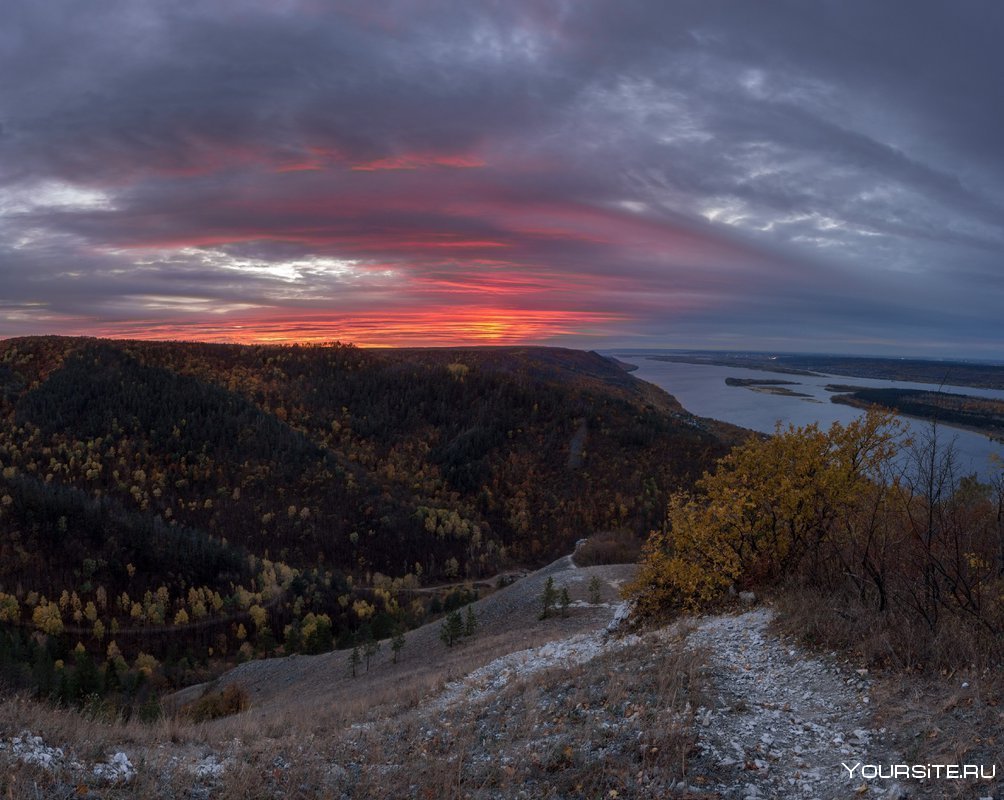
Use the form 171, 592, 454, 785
181, 683, 249, 722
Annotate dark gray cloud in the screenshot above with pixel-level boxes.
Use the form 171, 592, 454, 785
0, 0, 1001, 353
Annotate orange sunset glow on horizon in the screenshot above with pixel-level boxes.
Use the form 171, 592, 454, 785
87, 308, 627, 349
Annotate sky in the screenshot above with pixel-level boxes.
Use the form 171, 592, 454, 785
1, 1, 1002, 356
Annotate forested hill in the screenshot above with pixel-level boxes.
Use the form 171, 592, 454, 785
0, 337, 733, 692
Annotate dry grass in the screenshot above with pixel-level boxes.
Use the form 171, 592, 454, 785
772, 584, 1004, 672
1, 622, 706, 799
865, 668, 1004, 800
772, 585, 1004, 799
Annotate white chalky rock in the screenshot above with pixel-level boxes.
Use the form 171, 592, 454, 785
93, 752, 136, 783
11, 733, 65, 770
192, 755, 227, 779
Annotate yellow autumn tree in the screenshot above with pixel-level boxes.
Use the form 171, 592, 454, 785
248, 604, 268, 634
32, 601, 64, 636
626, 410, 902, 614
0, 592, 20, 623
134, 652, 159, 677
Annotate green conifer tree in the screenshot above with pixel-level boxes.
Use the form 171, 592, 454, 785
440, 610, 463, 647
363, 637, 380, 672
463, 605, 478, 638
559, 587, 571, 618
349, 642, 361, 678
539, 576, 558, 620
391, 629, 405, 663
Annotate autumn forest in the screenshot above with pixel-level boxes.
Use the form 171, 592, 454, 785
0, 336, 732, 712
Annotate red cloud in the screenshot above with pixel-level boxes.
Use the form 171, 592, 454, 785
351, 153, 487, 171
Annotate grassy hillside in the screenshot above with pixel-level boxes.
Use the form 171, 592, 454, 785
0, 336, 732, 703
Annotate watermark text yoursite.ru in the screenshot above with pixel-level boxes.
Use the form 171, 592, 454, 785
842, 762, 997, 781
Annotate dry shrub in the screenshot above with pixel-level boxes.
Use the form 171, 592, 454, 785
181, 683, 249, 723
0, 760, 65, 800
631, 412, 1004, 677
777, 586, 1004, 798
773, 585, 1004, 672
574, 529, 642, 566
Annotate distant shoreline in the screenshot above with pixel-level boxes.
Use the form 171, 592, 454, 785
635, 352, 1004, 391
830, 388, 1004, 443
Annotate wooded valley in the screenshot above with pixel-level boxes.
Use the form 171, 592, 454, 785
0, 337, 732, 711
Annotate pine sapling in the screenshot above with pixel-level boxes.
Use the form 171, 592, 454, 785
539, 576, 558, 620
559, 587, 571, 617
391, 629, 405, 663
463, 605, 478, 638
349, 643, 361, 678
440, 610, 463, 647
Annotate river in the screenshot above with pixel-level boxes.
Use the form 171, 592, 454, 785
609, 352, 1004, 482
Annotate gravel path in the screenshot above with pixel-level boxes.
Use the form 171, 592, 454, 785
686, 608, 907, 800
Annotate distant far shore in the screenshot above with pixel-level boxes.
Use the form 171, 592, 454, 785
638, 352, 1004, 391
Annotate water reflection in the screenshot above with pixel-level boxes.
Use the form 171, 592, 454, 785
612, 354, 1004, 482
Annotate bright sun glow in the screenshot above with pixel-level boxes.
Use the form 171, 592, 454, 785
94, 309, 623, 347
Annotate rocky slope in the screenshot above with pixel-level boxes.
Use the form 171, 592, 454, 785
3, 559, 1000, 799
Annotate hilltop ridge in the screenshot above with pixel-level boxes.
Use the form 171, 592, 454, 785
0, 336, 737, 704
